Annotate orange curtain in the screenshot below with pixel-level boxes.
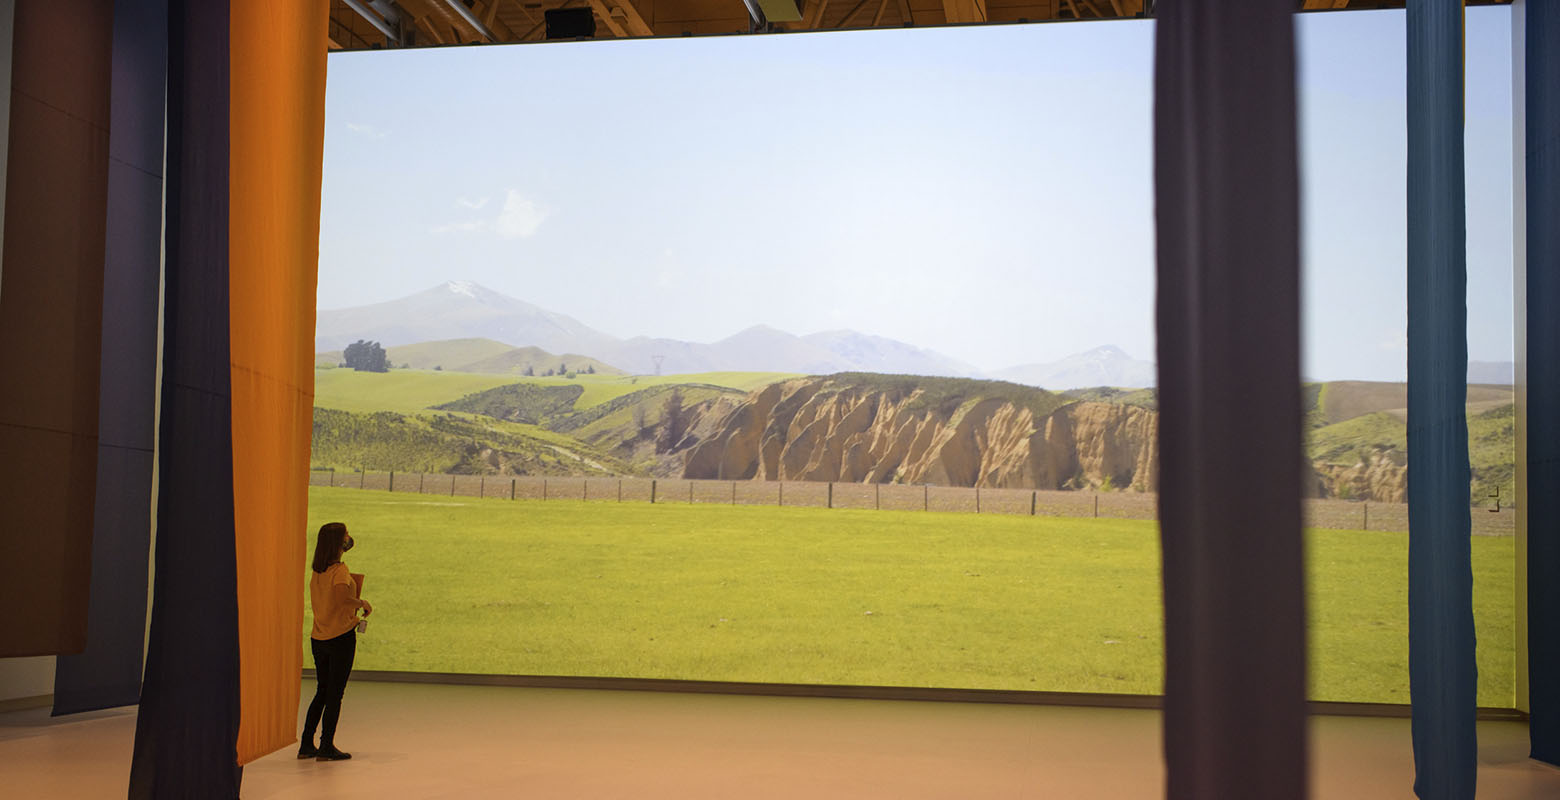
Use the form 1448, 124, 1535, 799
228, 0, 328, 765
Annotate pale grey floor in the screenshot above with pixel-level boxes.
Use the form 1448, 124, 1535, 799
2, 681, 1558, 799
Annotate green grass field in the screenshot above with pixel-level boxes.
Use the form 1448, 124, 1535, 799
314, 368, 798, 415
305, 486, 1515, 707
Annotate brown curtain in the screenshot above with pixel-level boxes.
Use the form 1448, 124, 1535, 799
0, 0, 113, 658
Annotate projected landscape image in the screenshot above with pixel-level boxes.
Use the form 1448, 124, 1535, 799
309, 11, 1518, 704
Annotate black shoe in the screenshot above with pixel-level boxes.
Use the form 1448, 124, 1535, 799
297, 744, 318, 759
316, 747, 352, 761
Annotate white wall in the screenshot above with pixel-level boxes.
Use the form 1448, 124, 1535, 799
0, 657, 54, 704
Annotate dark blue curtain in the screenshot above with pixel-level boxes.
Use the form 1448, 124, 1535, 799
127, 1, 242, 797
1153, 1, 1307, 797
1406, 2, 1477, 798
1526, 0, 1560, 770
52, 0, 167, 718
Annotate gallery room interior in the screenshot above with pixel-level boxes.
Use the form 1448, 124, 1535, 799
0, 0, 1556, 797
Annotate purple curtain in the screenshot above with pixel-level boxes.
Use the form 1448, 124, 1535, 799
1153, 1, 1308, 797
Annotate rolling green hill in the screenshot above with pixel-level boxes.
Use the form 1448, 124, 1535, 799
313, 368, 521, 414
316, 338, 622, 376
435, 383, 586, 424
314, 365, 797, 416
311, 407, 631, 476
1307, 403, 1515, 503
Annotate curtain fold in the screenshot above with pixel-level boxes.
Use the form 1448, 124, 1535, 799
1405, 3, 1478, 798
1525, 0, 1560, 770
0, 0, 113, 659
229, 0, 329, 766
128, 1, 242, 796
52, 0, 167, 716
1152, 1, 1307, 798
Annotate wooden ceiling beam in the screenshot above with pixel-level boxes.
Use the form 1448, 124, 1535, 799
587, 0, 633, 36
941, 0, 987, 23
610, 0, 657, 36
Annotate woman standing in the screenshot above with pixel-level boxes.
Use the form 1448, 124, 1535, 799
300, 522, 372, 761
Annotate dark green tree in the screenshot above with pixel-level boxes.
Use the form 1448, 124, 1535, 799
343, 339, 389, 373
657, 389, 687, 454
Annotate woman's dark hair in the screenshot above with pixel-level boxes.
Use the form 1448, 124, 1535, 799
312, 522, 349, 574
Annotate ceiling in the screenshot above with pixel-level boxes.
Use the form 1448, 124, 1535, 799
327, 0, 1511, 50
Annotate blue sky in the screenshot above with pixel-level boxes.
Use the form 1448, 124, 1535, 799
318, 8, 1514, 380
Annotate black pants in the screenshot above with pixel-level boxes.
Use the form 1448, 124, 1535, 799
303, 628, 356, 749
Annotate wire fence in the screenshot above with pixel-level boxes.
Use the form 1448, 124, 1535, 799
307, 469, 1516, 535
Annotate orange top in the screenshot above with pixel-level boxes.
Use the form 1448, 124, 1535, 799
309, 562, 359, 640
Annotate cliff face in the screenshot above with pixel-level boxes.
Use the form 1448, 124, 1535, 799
1311, 449, 1408, 503
682, 377, 1159, 490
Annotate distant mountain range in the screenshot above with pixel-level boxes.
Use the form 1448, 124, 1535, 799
990, 345, 1156, 390
318, 281, 1004, 381
318, 281, 1511, 391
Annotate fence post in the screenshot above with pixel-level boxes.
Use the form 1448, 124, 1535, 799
1094, 493, 1099, 518
778, 481, 783, 507
1363, 502, 1369, 531
360, 468, 366, 490
689, 481, 694, 504
330, 467, 335, 487
543, 479, 548, 501
389, 471, 395, 493
450, 475, 456, 497
583, 480, 588, 501
731, 481, 736, 505
511, 478, 516, 500
924, 484, 929, 512
875, 483, 880, 511
481, 475, 486, 498
828, 482, 833, 509
618, 479, 622, 502
419, 472, 424, 493
1031, 491, 1037, 516
976, 487, 981, 514
650, 479, 657, 504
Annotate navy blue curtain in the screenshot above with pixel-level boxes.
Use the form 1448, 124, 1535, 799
52, 0, 167, 718
1405, 2, 1477, 798
1153, 1, 1307, 797
1526, 0, 1560, 770
127, 1, 242, 797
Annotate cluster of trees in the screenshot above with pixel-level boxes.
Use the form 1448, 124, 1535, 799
341, 340, 389, 373
522, 362, 597, 378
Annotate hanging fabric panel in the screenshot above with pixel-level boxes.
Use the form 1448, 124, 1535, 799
0, 0, 113, 659
52, 0, 168, 717
127, 1, 243, 797
229, 0, 329, 765
1405, 2, 1478, 798
1152, 1, 1307, 798
1525, 0, 1560, 770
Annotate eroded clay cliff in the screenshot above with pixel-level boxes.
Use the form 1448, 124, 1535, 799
682, 377, 1158, 490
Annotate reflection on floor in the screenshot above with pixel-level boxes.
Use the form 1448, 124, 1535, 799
2, 680, 1558, 799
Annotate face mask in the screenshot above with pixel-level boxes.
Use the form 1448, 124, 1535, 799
343, 537, 354, 552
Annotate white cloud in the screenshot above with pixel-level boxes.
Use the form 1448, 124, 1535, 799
493, 189, 547, 239
430, 188, 548, 238
431, 221, 484, 234
345, 122, 389, 139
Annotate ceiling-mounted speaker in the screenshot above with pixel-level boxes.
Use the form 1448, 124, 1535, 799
545, 7, 596, 38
